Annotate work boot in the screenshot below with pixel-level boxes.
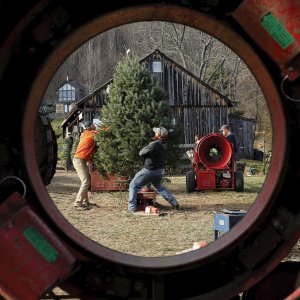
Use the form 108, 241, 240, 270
153, 202, 164, 209
173, 203, 180, 210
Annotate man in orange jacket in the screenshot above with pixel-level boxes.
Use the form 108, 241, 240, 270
73, 121, 98, 209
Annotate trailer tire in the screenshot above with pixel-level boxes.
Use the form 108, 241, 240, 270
235, 171, 244, 192
186, 171, 196, 193
35, 111, 57, 186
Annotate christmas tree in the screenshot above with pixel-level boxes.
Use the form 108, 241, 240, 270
61, 137, 72, 171
71, 138, 80, 161
93, 54, 183, 181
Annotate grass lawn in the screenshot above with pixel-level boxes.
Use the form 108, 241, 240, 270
51, 118, 64, 139
47, 168, 266, 257
51, 118, 64, 159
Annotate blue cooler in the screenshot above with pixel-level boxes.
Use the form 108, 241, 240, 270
214, 210, 247, 240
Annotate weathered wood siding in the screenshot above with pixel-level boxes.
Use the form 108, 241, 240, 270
74, 51, 255, 158
141, 52, 230, 144
83, 88, 108, 121
228, 114, 256, 159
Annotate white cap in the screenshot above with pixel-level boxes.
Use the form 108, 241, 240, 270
153, 127, 168, 137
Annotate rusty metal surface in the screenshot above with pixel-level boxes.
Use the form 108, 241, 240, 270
233, 0, 300, 75
285, 287, 300, 300
0, 192, 78, 300
0, 0, 299, 299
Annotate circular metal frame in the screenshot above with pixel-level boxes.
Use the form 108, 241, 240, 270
1, 1, 297, 299
24, 4, 286, 268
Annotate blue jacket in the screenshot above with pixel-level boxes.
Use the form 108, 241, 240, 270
226, 133, 237, 153
139, 139, 167, 170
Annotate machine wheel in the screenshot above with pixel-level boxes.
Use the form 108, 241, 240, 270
35, 111, 57, 186
235, 171, 244, 192
186, 171, 196, 193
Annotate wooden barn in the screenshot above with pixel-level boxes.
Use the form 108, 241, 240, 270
59, 49, 256, 159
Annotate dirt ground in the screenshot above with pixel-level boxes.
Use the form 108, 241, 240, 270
47, 169, 266, 257
44, 169, 300, 299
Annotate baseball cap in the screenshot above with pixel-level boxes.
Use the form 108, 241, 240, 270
153, 127, 168, 137
84, 121, 93, 128
219, 125, 230, 131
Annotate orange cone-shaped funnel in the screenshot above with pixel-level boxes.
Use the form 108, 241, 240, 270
196, 133, 232, 168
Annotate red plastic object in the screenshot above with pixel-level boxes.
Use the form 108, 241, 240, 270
136, 189, 156, 211
90, 165, 126, 191
232, 0, 300, 80
193, 241, 208, 250
145, 206, 159, 214
0, 193, 77, 300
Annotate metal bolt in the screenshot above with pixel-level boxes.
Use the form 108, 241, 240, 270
253, 240, 261, 250
288, 67, 294, 72
28, 47, 37, 56
134, 282, 142, 290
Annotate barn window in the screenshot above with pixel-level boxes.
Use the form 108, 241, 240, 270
64, 104, 73, 113
59, 84, 75, 102
153, 61, 162, 73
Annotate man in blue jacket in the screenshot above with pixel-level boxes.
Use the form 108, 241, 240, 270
127, 127, 179, 212
219, 125, 237, 153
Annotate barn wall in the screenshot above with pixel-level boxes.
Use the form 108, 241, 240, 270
228, 115, 255, 159
72, 52, 255, 158
173, 106, 228, 144
141, 53, 229, 108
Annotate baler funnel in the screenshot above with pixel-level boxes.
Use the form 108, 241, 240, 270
196, 133, 232, 168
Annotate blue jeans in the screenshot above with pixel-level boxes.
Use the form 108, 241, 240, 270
128, 168, 178, 211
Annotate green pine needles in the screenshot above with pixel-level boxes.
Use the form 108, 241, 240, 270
93, 55, 183, 181
71, 138, 80, 160
61, 138, 72, 171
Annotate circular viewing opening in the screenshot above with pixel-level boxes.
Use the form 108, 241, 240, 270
22, 5, 286, 271
39, 20, 273, 257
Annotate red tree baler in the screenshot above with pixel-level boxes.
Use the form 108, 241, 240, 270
186, 133, 244, 192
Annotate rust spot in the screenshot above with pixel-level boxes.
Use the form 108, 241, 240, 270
14, 238, 19, 243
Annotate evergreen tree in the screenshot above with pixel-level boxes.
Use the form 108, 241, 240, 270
39, 100, 55, 122
71, 138, 80, 161
93, 55, 183, 180
61, 138, 72, 171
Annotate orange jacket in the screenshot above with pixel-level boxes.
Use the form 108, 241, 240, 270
74, 130, 98, 162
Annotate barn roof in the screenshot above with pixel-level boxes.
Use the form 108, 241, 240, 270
54, 78, 91, 92
140, 49, 234, 107
59, 49, 236, 128
58, 79, 113, 129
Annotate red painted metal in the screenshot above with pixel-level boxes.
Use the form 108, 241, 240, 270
90, 164, 126, 191
0, 192, 77, 300
136, 189, 156, 211
285, 286, 300, 300
1, 1, 297, 299
196, 134, 232, 169
21, 4, 287, 272
194, 133, 236, 191
232, 0, 300, 80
